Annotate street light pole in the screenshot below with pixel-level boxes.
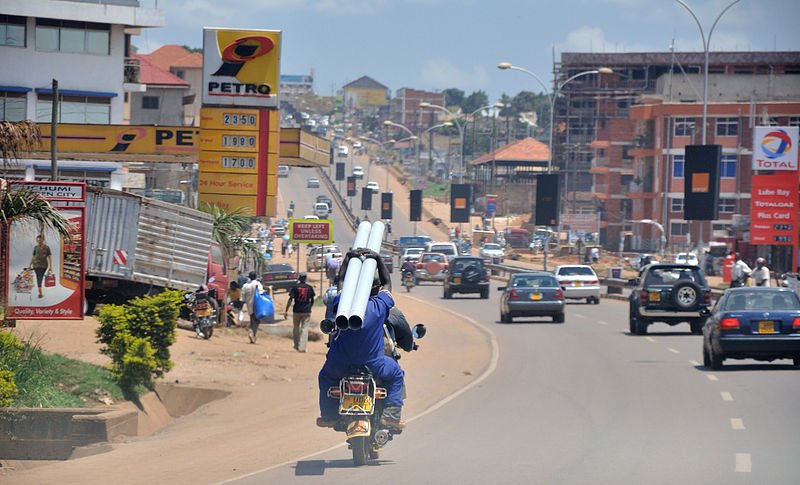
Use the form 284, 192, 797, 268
673, 0, 741, 144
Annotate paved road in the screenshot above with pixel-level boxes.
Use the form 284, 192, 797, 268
250, 167, 800, 484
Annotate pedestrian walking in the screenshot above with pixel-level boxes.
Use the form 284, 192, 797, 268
325, 253, 340, 286
753, 257, 770, 287
731, 253, 752, 288
241, 271, 264, 343
284, 273, 316, 352
281, 238, 288, 257
266, 238, 274, 257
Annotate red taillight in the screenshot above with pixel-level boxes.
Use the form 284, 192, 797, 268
559, 280, 569, 286
793, 318, 800, 329
554, 288, 564, 300
720, 318, 740, 330
640, 290, 648, 302
587, 280, 598, 285
508, 289, 520, 300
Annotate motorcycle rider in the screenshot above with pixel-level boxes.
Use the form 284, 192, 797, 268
317, 249, 406, 431
400, 257, 416, 285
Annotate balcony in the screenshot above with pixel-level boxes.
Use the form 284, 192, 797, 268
590, 157, 610, 174
124, 57, 140, 84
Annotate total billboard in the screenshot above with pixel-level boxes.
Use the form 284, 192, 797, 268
202, 28, 282, 108
750, 174, 798, 246
752, 126, 798, 171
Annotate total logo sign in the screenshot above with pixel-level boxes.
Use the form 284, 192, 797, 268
202, 28, 282, 108
752, 126, 798, 171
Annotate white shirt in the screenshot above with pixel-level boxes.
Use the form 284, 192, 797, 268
241, 279, 264, 313
732, 260, 751, 282
753, 266, 770, 287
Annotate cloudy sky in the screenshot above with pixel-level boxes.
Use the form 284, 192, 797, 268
135, 0, 800, 100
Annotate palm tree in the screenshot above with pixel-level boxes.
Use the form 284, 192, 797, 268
1, 121, 41, 169
198, 202, 262, 273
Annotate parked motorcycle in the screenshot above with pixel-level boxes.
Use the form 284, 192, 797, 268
320, 320, 426, 466
184, 290, 217, 339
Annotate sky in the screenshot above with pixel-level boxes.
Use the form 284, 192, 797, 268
135, 0, 800, 101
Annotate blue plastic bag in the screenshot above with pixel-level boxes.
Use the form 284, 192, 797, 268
253, 291, 275, 322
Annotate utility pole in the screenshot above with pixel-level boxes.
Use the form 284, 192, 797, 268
50, 79, 58, 181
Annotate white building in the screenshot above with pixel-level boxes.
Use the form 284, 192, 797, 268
0, 0, 164, 124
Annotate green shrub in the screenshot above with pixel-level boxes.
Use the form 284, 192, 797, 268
0, 369, 18, 406
96, 290, 182, 391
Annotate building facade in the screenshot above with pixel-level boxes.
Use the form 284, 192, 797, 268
0, 0, 164, 124
128, 54, 189, 126
389, 87, 444, 133
342, 75, 389, 115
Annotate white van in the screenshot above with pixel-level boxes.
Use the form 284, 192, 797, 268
313, 202, 330, 218
277, 165, 289, 178
425, 242, 458, 259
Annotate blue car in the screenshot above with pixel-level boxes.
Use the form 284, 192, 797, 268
702, 287, 800, 370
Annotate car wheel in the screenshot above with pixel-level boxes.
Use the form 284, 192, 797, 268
553, 312, 565, 324
594, 296, 601, 304
635, 318, 648, 335
702, 346, 711, 367
586, 297, 592, 304
710, 347, 724, 370
500, 312, 509, 323
690, 319, 704, 335
629, 311, 639, 334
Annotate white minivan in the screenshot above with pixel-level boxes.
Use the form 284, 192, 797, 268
277, 165, 289, 177
425, 242, 458, 259
313, 202, 330, 218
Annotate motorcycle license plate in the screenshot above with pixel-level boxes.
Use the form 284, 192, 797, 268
453, 277, 461, 284
648, 292, 661, 302
340, 395, 373, 413
530, 293, 541, 300
758, 320, 775, 334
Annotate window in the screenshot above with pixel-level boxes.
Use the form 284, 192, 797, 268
174, 70, 185, 79
142, 96, 159, 110
35, 19, 109, 55
716, 117, 738, 137
673, 155, 684, 178
671, 222, 689, 236
0, 15, 26, 47
789, 117, 800, 127
670, 198, 684, 213
719, 198, 736, 213
674, 118, 695, 137
0, 91, 27, 121
720, 155, 736, 178
36, 94, 111, 124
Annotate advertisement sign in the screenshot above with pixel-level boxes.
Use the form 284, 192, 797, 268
10, 181, 85, 201
289, 219, 333, 244
752, 126, 798, 171
38, 124, 199, 155
5, 207, 85, 320
750, 174, 798, 245
202, 28, 282, 108
486, 194, 497, 214
683, 144, 721, 221
450, 184, 471, 223
561, 213, 599, 233
198, 172, 259, 196
199, 108, 260, 130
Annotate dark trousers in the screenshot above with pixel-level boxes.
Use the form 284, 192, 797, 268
318, 355, 404, 420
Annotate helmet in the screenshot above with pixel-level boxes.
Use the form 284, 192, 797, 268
756, 257, 766, 266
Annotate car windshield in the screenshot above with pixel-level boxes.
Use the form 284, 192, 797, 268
511, 275, 557, 288
431, 245, 455, 255
724, 291, 800, 311
557, 266, 595, 276
422, 254, 444, 263
645, 267, 705, 286
483, 244, 501, 250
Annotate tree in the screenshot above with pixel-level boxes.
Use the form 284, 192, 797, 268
462, 90, 489, 115
442, 88, 465, 110
198, 203, 261, 271
1, 121, 40, 169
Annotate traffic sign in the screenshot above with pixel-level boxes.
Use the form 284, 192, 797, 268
289, 219, 333, 244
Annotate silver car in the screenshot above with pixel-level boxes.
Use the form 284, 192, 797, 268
554, 265, 601, 304
499, 272, 565, 323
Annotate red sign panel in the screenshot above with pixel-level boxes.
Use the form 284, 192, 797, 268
289, 219, 332, 244
750, 174, 798, 245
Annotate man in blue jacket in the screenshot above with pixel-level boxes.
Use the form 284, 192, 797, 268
317, 250, 405, 431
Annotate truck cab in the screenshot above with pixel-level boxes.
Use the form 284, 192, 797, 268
206, 242, 229, 304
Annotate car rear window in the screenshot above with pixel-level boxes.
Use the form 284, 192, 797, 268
512, 275, 556, 287
557, 266, 596, 276
451, 259, 482, 271
422, 254, 444, 263
265, 264, 292, 272
724, 291, 800, 311
645, 267, 705, 286
430, 245, 456, 255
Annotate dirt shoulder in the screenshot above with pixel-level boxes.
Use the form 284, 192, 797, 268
2, 289, 492, 484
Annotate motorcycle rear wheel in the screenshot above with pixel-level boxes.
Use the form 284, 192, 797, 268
203, 326, 213, 339
351, 436, 369, 466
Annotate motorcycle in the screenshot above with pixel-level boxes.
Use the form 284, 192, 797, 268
184, 290, 217, 339
401, 270, 415, 292
320, 319, 426, 466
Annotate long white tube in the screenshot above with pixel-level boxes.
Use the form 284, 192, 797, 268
348, 221, 385, 329
334, 221, 371, 329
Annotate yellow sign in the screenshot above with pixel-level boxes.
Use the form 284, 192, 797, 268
37, 124, 200, 154
202, 28, 282, 108
199, 151, 258, 174
199, 131, 259, 153
198, 172, 258, 196
199, 108, 260, 131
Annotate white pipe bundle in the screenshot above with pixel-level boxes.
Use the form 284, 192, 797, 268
347, 221, 385, 329
335, 221, 372, 329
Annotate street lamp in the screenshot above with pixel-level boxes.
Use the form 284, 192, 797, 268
673, 0, 741, 144
497, 62, 613, 174
626, 219, 666, 257
360, 135, 396, 188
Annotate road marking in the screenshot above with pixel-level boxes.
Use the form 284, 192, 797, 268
574, 313, 586, 319
645, 337, 656, 343
667, 348, 680, 354
597, 320, 609, 325
735, 453, 752, 473
707, 374, 719, 381
730, 418, 745, 430
721, 392, 733, 401
688, 360, 700, 366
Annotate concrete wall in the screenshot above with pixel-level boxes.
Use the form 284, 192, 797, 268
130, 87, 187, 126
656, 74, 800, 102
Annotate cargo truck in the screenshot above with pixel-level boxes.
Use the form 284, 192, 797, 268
82, 188, 227, 314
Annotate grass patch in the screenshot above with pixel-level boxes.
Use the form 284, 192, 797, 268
2, 335, 141, 408
423, 181, 448, 200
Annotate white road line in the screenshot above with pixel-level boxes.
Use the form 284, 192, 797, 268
735, 453, 752, 473
574, 313, 586, 319
688, 360, 700, 366
730, 418, 745, 430
597, 320, 609, 325
667, 348, 680, 354
707, 374, 719, 381
721, 392, 733, 401
645, 337, 656, 343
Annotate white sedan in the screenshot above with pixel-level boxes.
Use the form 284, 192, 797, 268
554, 265, 601, 304
479, 243, 504, 262
366, 181, 380, 192
675, 252, 699, 266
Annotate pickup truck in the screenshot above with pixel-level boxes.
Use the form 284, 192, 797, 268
83, 188, 227, 314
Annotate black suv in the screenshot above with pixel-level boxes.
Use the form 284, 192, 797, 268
443, 256, 489, 299
628, 264, 711, 335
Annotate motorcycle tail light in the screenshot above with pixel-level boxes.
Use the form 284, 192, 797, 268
508, 289, 519, 300
720, 318, 740, 330
792, 318, 800, 329
554, 288, 564, 300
